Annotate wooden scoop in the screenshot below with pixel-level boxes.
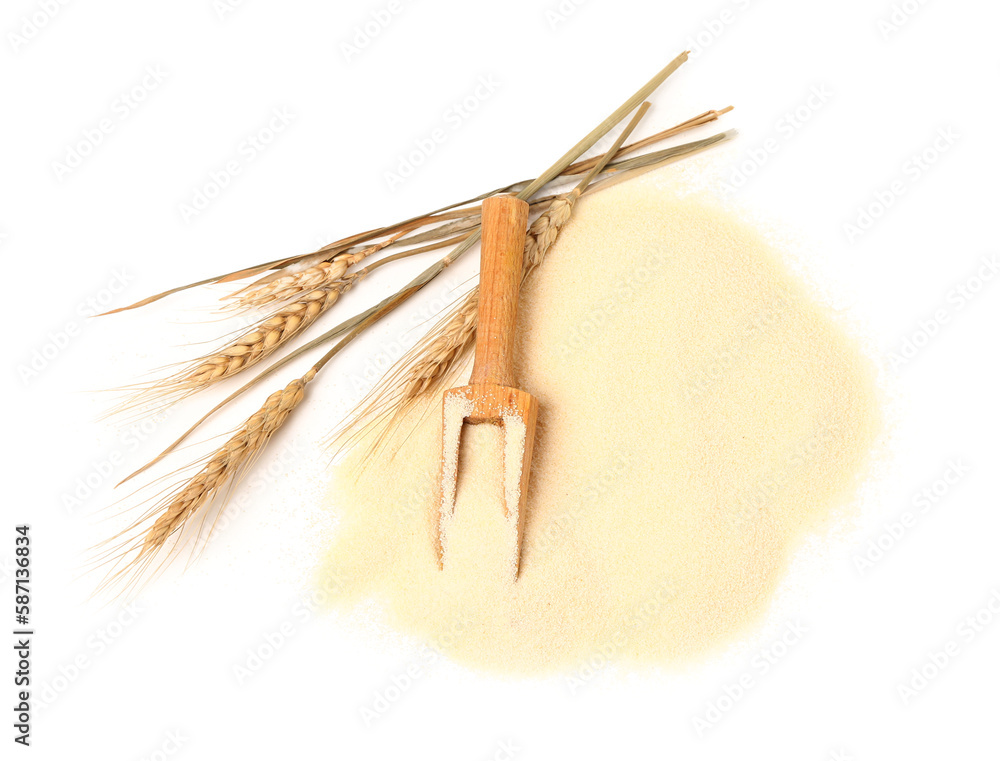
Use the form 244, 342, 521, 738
434, 194, 537, 577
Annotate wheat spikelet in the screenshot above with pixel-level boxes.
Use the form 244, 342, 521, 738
226, 233, 404, 313
234, 258, 351, 310
523, 191, 577, 278
97, 371, 314, 596
402, 293, 479, 400
187, 287, 342, 386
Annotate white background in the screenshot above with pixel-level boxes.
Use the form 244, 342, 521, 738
3, 0, 999, 758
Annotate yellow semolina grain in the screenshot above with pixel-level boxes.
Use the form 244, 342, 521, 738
317, 176, 883, 676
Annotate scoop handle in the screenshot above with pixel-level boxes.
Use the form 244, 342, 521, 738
469, 195, 530, 388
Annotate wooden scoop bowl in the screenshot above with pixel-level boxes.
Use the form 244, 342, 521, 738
433, 195, 538, 577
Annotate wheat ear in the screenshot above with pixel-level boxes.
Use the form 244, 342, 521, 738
96, 370, 314, 596
233, 258, 351, 311
188, 288, 344, 385
228, 233, 406, 311
402, 294, 479, 400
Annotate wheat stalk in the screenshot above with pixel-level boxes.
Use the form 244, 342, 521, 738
96, 370, 315, 596
141, 372, 311, 555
